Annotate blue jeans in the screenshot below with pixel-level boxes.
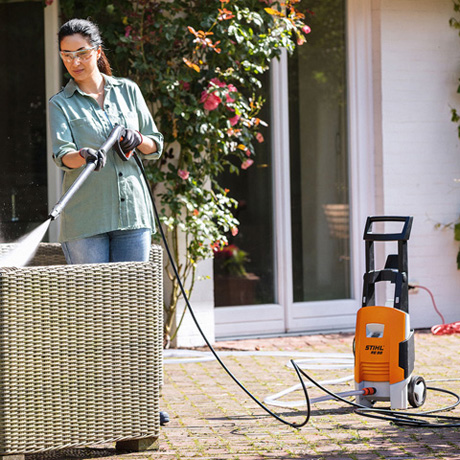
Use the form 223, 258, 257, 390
62, 228, 151, 264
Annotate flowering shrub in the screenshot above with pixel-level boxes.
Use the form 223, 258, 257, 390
59, 0, 309, 342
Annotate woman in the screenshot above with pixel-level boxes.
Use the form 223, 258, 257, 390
49, 18, 163, 265
49, 18, 170, 426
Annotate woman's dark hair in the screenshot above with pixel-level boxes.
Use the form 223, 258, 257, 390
58, 18, 112, 76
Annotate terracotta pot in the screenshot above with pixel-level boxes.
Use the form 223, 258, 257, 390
214, 273, 260, 307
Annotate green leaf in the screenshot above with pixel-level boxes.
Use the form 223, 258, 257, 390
454, 223, 460, 241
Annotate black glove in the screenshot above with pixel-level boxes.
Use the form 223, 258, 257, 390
79, 148, 106, 171
119, 129, 143, 154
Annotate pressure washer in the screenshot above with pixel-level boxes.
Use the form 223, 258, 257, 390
354, 216, 426, 410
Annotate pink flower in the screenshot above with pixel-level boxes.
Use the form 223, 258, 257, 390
178, 169, 190, 180
226, 84, 238, 103
231, 227, 239, 236
302, 25, 312, 34
241, 159, 254, 170
256, 132, 264, 143
200, 91, 222, 111
210, 78, 226, 88
125, 26, 132, 38
297, 34, 306, 46
229, 114, 240, 126
245, 149, 251, 157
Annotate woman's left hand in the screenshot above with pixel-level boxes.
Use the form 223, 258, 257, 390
120, 129, 143, 153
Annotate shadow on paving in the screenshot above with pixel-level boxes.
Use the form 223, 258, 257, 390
205, 405, 355, 423
20, 448, 117, 460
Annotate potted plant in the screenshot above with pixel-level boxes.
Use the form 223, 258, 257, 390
213, 244, 260, 306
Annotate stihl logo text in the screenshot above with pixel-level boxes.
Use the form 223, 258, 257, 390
365, 345, 384, 355
365, 345, 384, 351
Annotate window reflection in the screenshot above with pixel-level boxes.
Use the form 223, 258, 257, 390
214, 73, 275, 307
288, 0, 351, 302
0, 2, 48, 242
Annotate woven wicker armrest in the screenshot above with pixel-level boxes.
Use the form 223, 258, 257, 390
0, 244, 164, 455
0, 242, 162, 267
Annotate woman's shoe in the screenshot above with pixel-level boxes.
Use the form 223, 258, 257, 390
160, 410, 170, 425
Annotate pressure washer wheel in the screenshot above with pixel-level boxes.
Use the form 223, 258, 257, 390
408, 375, 427, 408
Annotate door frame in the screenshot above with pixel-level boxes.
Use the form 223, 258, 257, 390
45, 0, 62, 242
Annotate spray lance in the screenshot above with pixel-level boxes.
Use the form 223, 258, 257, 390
49, 124, 125, 220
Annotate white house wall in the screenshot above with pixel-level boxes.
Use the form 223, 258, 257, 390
376, 0, 460, 327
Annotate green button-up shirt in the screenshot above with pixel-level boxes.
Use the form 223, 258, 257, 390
49, 75, 163, 243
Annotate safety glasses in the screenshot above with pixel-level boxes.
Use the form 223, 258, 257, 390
60, 46, 98, 63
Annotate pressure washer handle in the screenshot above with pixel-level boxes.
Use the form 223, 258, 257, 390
49, 124, 125, 220
363, 216, 413, 242
113, 127, 136, 162
99, 124, 125, 156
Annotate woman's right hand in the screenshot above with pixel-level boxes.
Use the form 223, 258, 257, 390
79, 148, 106, 171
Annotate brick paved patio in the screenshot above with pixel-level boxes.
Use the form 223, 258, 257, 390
26, 330, 460, 460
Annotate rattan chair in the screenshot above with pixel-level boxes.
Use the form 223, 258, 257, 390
0, 243, 163, 457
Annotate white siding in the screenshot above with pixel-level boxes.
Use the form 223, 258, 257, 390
376, 0, 460, 327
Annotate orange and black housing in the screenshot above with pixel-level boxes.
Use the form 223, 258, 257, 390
355, 216, 415, 387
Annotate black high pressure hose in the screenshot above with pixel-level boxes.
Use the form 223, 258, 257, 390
47, 123, 311, 427
134, 150, 460, 430
133, 152, 311, 429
